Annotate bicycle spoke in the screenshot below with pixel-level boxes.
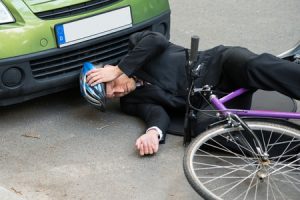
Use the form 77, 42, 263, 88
210, 179, 241, 192
267, 173, 270, 200
266, 130, 274, 153
269, 176, 287, 200
254, 178, 259, 200
272, 175, 300, 193
202, 162, 255, 185
272, 143, 300, 159
268, 177, 277, 200
206, 136, 256, 165
270, 154, 300, 160
268, 139, 300, 147
193, 162, 253, 172
228, 136, 255, 164
272, 136, 296, 167
232, 180, 258, 200
268, 154, 297, 173
184, 120, 300, 200
241, 165, 260, 200
269, 155, 300, 175
271, 176, 300, 186
194, 154, 255, 159
220, 132, 257, 164
260, 127, 267, 154
267, 133, 284, 153
238, 130, 260, 160
271, 164, 300, 177
194, 148, 255, 172
199, 176, 254, 179
197, 143, 252, 166
272, 170, 300, 186
219, 170, 258, 198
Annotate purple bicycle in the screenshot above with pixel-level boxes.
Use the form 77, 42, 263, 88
183, 38, 300, 200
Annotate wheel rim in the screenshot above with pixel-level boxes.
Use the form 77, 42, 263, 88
186, 122, 300, 200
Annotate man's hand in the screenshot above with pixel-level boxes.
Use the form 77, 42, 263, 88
135, 130, 159, 156
86, 65, 123, 86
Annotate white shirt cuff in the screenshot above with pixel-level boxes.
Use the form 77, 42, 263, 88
146, 126, 163, 141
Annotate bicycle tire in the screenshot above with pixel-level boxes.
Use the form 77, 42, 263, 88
183, 119, 300, 200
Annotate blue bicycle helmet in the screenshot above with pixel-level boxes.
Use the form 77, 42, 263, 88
80, 62, 106, 111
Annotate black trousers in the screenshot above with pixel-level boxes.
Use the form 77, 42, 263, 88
193, 47, 300, 134
218, 47, 300, 99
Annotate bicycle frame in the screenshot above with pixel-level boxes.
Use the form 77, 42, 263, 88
183, 37, 300, 199
213, 88, 300, 119
184, 87, 300, 200
183, 36, 300, 145
183, 86, 300, 145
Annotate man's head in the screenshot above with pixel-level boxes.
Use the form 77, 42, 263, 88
106, 74, 136, 98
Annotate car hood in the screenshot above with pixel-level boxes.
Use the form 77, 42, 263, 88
22, 0, 91, 13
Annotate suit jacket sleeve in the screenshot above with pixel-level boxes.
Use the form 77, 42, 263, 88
118, 31, 169, 76
120, 102, 170, 143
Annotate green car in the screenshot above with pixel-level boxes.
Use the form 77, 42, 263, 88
0, 0, 170, 105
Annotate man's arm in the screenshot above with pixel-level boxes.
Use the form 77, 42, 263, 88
121, 102, 170, 156
86, 31, 169, 85
121, 102, 170, 143
118, 31, 169, 76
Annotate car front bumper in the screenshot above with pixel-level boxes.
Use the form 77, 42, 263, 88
0, 11, 170, 106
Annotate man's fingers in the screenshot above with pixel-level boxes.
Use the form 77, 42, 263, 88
150, 136, 159, 153
148, 143, 154, 154
90, 79, 103, 86
135, 138, 141, 149
87, 75, 103, 85
90, 77, 114, 85
136, 133, 160, 156
86, 69, 97, 76
139, 143, 144, 156
87, 74, 99, 84
153, 142, 159, 153
86, 69, 99, 80
143, 141, 149, 155
86, 68, 106, 83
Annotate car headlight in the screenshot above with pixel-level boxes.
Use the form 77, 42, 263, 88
0, 1, 15, 24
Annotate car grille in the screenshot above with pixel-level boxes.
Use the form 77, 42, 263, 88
35, 0, 121, 20
30, 30, 141, 80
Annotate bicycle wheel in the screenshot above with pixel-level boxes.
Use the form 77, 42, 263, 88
183, 119, 300, 200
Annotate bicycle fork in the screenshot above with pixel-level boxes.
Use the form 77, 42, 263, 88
225, 114, 272, 182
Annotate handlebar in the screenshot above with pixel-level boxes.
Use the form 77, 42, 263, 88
184, 35, 200, 145
189, 36, 199, 63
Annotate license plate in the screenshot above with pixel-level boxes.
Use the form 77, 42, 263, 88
55, 6, 132, 47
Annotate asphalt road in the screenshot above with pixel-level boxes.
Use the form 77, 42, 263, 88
0, 1, 299, 200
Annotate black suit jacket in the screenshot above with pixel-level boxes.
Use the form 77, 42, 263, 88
118, 31, 228, 142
